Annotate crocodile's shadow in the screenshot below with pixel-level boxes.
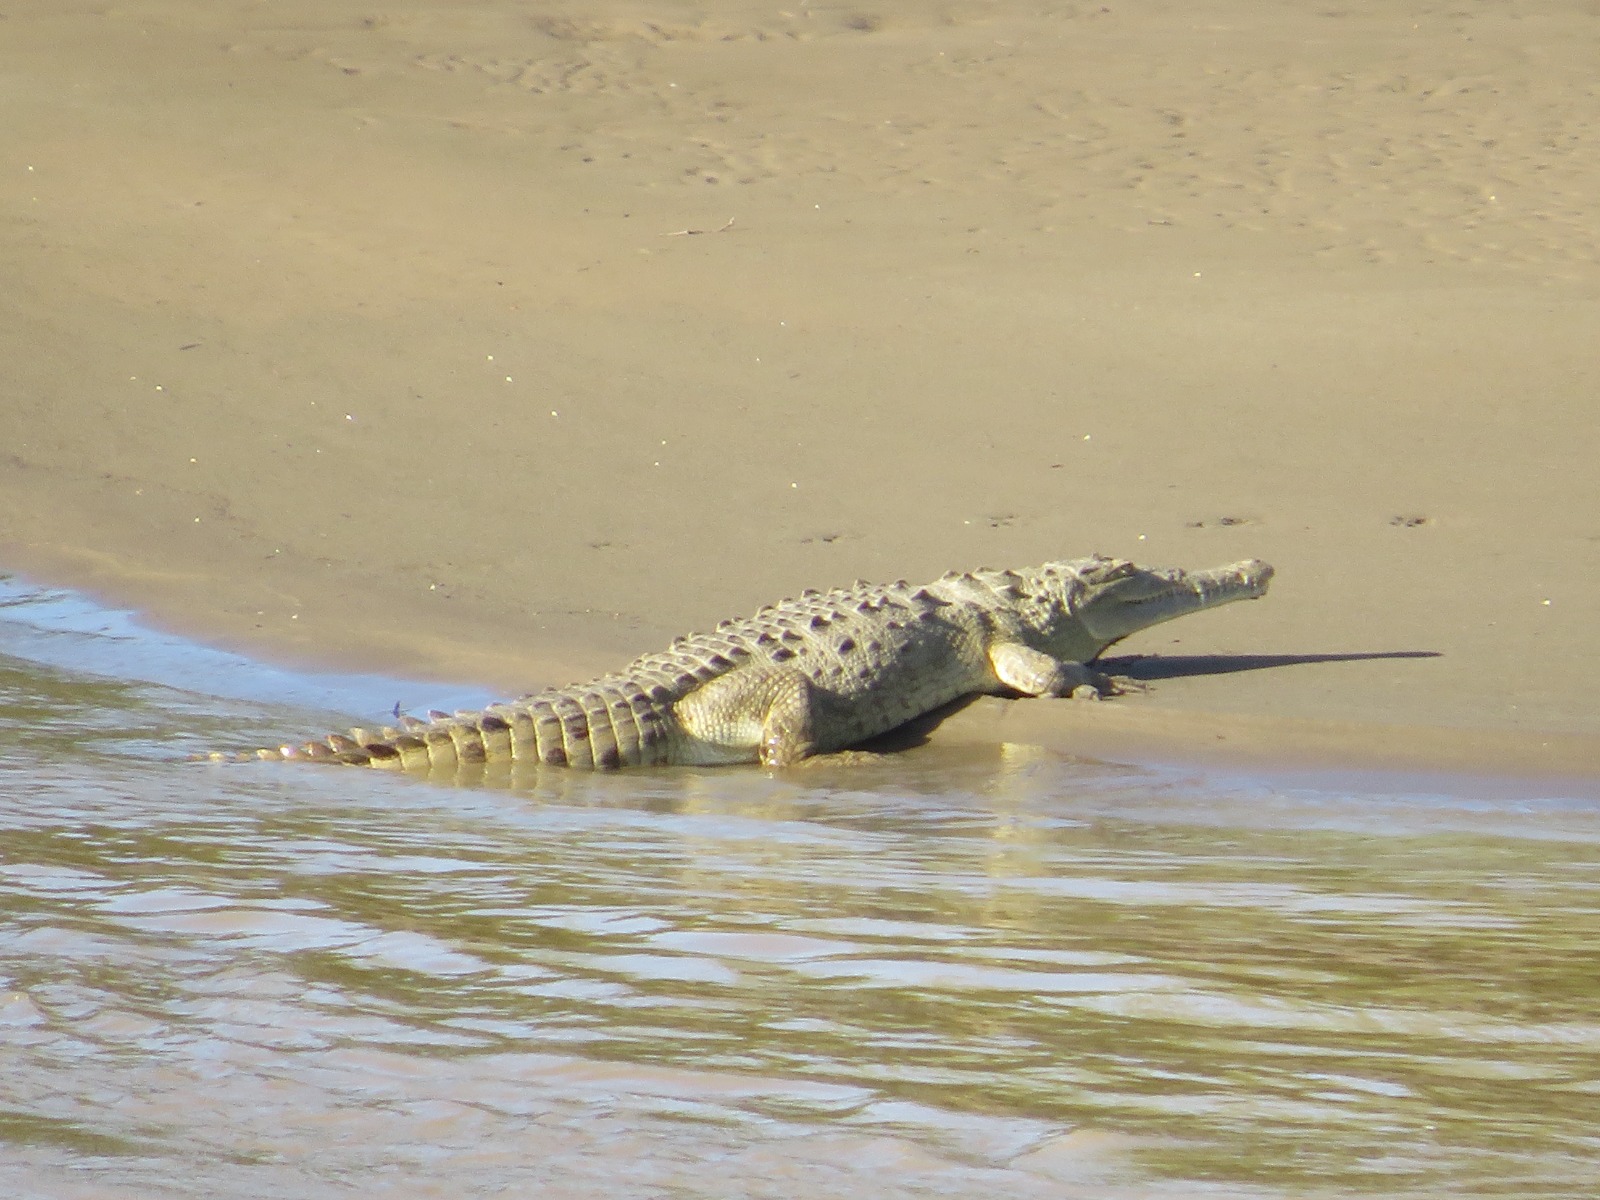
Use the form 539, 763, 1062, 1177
1098, 649, 1440, 681
862, 650, 1441, 753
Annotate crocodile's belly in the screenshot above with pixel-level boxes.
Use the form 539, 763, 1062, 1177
805, 642, 990, 749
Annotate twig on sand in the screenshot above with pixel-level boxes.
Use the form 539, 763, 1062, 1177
662, 217, 737, 237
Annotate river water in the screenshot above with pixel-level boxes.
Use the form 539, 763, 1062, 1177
2, 577, 1597, 1198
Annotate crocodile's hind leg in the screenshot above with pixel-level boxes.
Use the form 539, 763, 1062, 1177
673, 665, 817, 767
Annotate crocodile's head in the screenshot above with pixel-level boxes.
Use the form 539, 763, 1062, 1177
1034, 556, 1274, 661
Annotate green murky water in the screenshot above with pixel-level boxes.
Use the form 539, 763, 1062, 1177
2, 578, 1597, 1198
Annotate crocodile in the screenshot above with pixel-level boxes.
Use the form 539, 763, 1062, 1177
239, 556, 1272, 772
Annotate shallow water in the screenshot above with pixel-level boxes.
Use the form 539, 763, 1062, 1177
2, 579, 1597, 1198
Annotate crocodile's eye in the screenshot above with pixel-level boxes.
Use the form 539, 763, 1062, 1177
1086, 559, 1136, 585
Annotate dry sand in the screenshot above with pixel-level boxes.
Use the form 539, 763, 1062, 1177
3, 1, 1597, 775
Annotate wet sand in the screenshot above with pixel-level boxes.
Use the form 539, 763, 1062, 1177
3, 1, 1598, 774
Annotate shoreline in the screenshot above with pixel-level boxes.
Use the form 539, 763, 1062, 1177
943, 697, 1600, 790
3, 555, 1595, 791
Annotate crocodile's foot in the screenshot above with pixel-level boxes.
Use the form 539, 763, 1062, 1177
1080, 673, 1146, 699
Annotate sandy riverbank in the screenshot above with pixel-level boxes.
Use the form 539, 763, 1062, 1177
3, 1, 1597, 774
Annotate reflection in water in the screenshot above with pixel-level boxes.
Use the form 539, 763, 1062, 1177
1, 586, 1598, 1197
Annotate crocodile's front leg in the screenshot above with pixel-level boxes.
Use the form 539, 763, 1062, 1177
988, 642, 1110, 700
673, 665, 819, 767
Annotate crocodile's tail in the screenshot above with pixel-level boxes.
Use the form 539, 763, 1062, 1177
219, 682, 676, 772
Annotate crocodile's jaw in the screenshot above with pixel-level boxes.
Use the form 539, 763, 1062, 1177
1069, 558, 1274, 657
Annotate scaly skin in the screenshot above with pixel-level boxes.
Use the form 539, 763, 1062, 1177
240, 556, 1272, 771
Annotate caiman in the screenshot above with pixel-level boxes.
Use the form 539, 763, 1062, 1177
236, 556, 1272, 771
